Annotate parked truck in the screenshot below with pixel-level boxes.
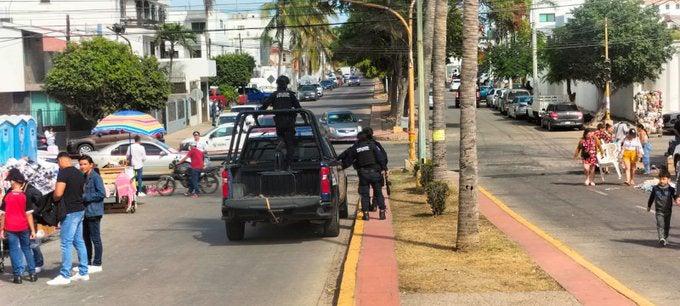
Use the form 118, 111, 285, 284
527, 95, 566, 124
220, 109, 349, 241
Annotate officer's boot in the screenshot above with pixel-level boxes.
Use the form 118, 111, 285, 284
379, 209, 386, 220
362, 211, 370, 221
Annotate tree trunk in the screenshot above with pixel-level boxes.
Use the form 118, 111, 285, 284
423, 0, 436, 90
169, 42, 175, 79
432, 0, 448, 180
389, 54, 405, 119
456, 0, 480, 251
566, 79, 575, 102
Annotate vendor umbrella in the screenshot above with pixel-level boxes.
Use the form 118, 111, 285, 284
92, 110, 165, 137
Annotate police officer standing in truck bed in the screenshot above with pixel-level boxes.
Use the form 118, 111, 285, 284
260, 75, 301, 168
339, 131, 388, 220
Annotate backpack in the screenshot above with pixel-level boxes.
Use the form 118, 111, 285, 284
34, 191, 64, 226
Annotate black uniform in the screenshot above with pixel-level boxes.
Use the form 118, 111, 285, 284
339, 139, 388, 212
260, 90, 302, 166
648, 184, 677, 242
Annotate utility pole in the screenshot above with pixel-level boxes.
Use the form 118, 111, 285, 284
277, 1, 284, 76
531, 19, 538, 98
416, 0, 426, 162
238, 33, 243, 53
604, 17, 612, 123
66, 15, 71, 41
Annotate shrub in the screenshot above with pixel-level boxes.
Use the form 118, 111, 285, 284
426, 180, 450, 216
419, 160, 434, 188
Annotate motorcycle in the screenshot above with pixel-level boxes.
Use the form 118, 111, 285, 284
155, 160, 220, 196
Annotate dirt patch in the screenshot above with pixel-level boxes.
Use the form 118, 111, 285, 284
389, 170, 562, 294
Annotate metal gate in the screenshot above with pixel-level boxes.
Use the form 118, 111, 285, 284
165, 96, 188, 134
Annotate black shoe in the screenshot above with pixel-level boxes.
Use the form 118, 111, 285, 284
369, 204, 376, 212
29, 274, 37, 282
362, 211, 370, 221
379, 210, 386, 220
13, 276, 22, 284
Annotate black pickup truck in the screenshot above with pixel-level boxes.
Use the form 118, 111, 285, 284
220, 109, 349, 241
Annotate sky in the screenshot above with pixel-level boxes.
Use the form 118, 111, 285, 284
169, 0, 348, 23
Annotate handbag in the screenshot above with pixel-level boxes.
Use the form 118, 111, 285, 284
35, 192, 65, 226
580, 141, 590, 160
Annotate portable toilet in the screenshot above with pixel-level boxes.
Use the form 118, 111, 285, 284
13, 116, 28, 160
0, 116, 15, 164
24, 117, 37, 161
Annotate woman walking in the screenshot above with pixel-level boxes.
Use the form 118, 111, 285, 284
574, 128, 604, 186
637, 124, 652, 175
621, 129, 644, 186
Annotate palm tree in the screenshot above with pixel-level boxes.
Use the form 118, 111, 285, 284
423, 0, 436, 89
155, 23, 197, 78
456, 0, 480, 251
432, 0, 448, 181
261, 0, 336, 78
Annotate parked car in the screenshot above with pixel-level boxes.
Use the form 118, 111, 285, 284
454, 86, 481, 108
179, 124, 244, 160
298, 85, 319, 101
507, 96, 533, 119
238, 87, 272, 104
67, 131, 161, 155
88, 139, 183, 177
320, 79, 334, 90
500, 89, 531, 114
229, 105, 259, 113
319, 110, 363, 142
449, 78, 461, 91
541, 103, 584, 131
486, 88, 501, 109
347, 76, 360, 86
528, 95, 564, 124
663, 112, 680, 134
479, 85, 492, 100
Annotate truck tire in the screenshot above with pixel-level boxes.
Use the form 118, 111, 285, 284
323, 205, 340, 237
225, 221, 245, 241
339, 196, 349, 219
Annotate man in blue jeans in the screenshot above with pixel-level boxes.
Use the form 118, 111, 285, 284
178, 142, 204, 198
47, 152, 89, 286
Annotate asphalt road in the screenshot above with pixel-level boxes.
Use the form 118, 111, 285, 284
381, 100, 680, 305
0, 83, 376, 305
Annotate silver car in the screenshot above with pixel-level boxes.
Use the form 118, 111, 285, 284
507, 96, 532, 119
88, 139, 184, 177
319, 110, 363, 142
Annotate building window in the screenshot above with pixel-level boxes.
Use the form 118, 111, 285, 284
192, 22, 205, 34
666, 4, 670, 10
539, 13, 555, 22
237, 25, 245, 30
677, 4, 679, 9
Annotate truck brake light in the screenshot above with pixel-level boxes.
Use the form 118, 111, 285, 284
550, 112, 558, 119
320, 166, 331, 202
222, 170, 230, 198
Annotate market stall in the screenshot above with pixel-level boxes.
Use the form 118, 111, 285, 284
633, 90, 664, 134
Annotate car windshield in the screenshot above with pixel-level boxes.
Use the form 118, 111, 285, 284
153, 140, 178, 153
301, 85, 316, 91
231, 107, 256, 113
213, 126, 234, 138
555, 104, 579, 111
218, 115, 237, 125
328, 113, 357, 124
516, 96, 532, 103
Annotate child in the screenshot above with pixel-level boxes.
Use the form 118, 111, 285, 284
647, 171, 680, 247
0, 168, 37, 283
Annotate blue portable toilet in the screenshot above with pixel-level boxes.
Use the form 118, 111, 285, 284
23, 117, 37, 161
13, 116, 28, 160
0, 116, 15, 164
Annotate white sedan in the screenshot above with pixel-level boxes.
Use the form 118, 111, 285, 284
88, 140, 183, 177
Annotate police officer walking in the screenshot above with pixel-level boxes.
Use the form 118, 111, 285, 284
339, 131, 388, 220
260, 75, 301, 168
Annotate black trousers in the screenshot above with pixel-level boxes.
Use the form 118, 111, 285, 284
358, 168, 385, 212
656, 212, 672, 240
275, 117, 296, 166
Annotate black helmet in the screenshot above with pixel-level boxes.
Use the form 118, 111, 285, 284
276, 75, 290, 88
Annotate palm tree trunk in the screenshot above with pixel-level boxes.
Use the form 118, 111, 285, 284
423, 0, 436, 89
169, 42, 175, 79
432, 0, 448, 180
456, 0, 480, 251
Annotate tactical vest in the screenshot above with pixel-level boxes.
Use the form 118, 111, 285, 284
272, 90, 294, 110
355, 141, 377, 168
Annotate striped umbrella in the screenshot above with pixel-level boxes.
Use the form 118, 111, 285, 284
92, 110, 165, 136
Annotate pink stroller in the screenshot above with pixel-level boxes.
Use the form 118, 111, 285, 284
115, 171, 137, 213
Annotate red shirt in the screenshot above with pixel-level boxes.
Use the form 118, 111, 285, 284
187, 148, 204, 169
0, 191, 33, 232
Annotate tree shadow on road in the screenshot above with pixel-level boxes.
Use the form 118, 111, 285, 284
611, 238, 680, 250
172, 217, 349, 247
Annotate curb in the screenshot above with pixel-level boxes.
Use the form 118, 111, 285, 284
337, 202, 364, 306
479, 186, 653, 306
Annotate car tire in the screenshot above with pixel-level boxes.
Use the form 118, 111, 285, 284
77, 144, 94, 154
225, 221, 246, 241
323, 203, 340, 237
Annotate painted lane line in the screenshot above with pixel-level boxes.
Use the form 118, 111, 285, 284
479, 186, 654, 306
589, 189, 608, 196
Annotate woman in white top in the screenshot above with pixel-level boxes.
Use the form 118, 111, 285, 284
620, 129, 643, 186
44, 127, 56, 146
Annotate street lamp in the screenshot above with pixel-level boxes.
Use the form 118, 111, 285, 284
337, 0, 417, 161
109, 23, 132, 50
